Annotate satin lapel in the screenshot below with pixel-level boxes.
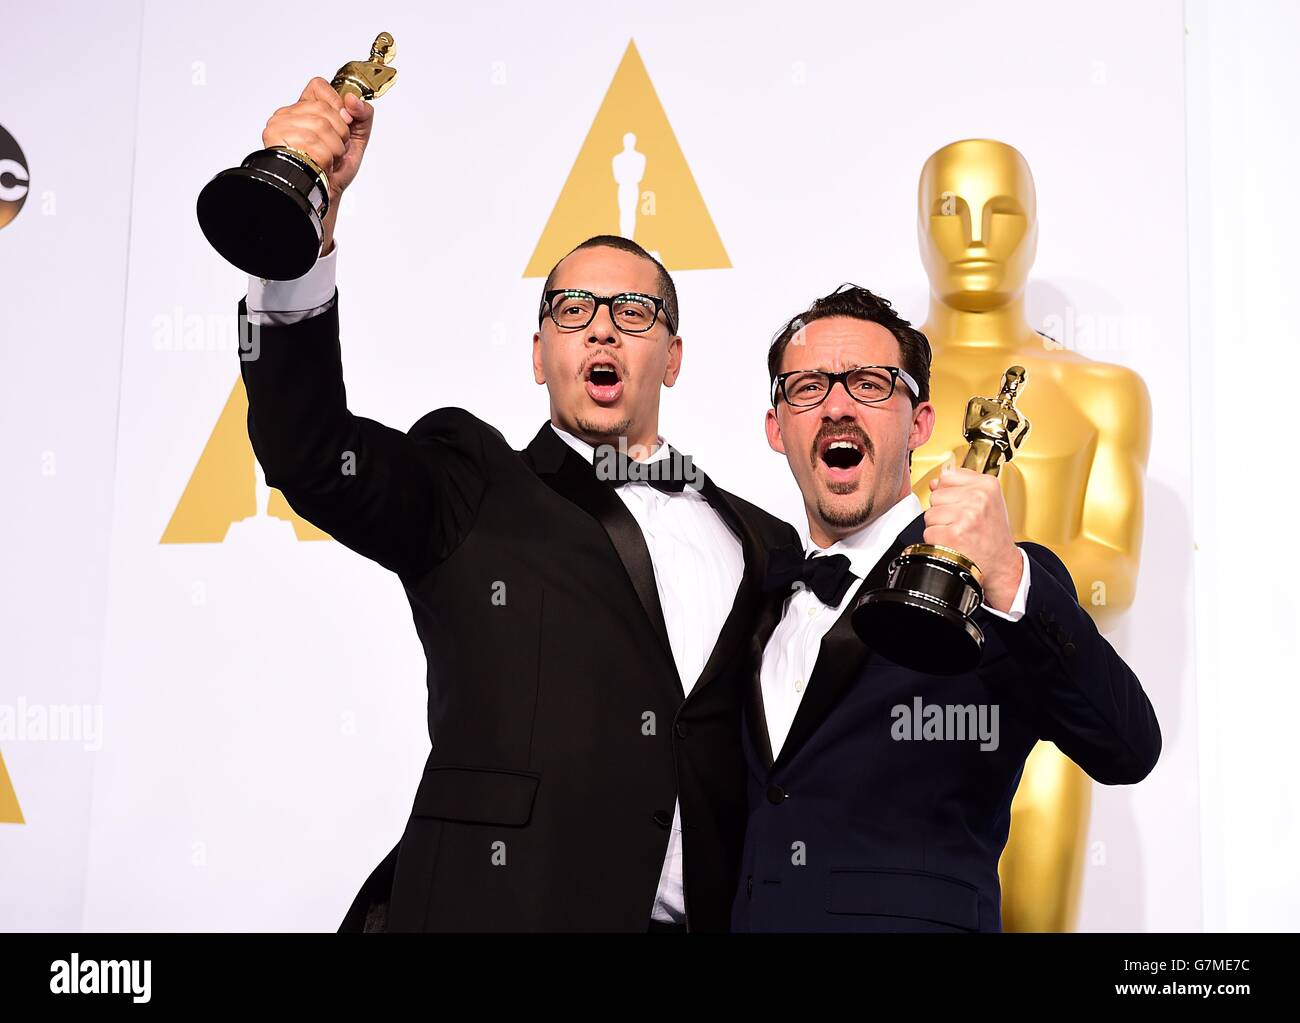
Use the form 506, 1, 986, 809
772, 511, 928, 771
746, 584, 785, 771
689, 476, 765, 702
524, 423, 678, 687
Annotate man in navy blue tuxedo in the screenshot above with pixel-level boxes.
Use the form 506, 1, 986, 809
731, 285, 1161, 933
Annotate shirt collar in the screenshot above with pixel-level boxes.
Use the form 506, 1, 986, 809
807, 492, 924, 580
549, 422, 671, 465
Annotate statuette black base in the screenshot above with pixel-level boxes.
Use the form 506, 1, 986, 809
852, 544, 986, 675
196, 147, 329, 281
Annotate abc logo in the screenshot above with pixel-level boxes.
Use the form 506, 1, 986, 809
0, 123, 30, 232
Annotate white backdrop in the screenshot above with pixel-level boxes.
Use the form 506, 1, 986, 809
3, 0, 1274, 931
1185, 0, 1300, 931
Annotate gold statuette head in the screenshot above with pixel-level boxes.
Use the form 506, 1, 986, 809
330, 32, 398, 102
918, 139, 1038, 313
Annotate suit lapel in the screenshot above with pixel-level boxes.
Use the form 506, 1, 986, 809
745, 584, 785, 771
770, 511, 927, 771
524, 423, 678, 690
689, 476, 765, 701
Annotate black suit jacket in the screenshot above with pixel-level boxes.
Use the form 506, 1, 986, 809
732, 511, 1161, 932
237, 292, 798, 931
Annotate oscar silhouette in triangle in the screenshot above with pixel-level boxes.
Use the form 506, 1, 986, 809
524, 40, 730, 276
0, 749, 23, 824
161, 377, 330, 543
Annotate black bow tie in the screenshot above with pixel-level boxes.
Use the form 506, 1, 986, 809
763, 544, 857, 606
594, 449, 699, 495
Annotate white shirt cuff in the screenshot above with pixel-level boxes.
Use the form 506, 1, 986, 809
245, 242, 338, 325
982, 547, 1032, 622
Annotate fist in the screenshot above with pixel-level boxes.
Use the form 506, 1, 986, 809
262, 77, 375, 204
924, 464, 1023, 612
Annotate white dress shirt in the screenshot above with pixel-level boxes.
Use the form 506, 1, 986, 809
245, 242, 339, 325
759, 492, 1031, 760
247, 248, 745, 925
549, 425, 744, 924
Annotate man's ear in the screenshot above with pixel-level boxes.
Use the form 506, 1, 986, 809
908, 400, 936, 455
765, 406, 786, 454
532, 331, 545, 385
662, 335, 683, 387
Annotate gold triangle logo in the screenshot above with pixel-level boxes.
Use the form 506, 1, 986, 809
523, 40, 730, 277
161, 376, 330, 543
0, 748, 23, 824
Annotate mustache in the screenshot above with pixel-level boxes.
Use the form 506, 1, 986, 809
578, 353, 628, 379
810, 423, 874, 464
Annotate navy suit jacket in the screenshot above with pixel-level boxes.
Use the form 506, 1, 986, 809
731, 511, 1161, 932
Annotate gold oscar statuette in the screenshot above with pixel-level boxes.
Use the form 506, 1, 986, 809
912, 138, 1153, 931
851, 366, 1030, 675
196, 33, 397, 281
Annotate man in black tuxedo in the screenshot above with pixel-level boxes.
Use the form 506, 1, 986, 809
732, 285, 1161, 932
239, 79, 796, 932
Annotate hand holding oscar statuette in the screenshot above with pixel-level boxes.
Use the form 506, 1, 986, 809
197, 33, 397, 280
852, 366, 1031, 675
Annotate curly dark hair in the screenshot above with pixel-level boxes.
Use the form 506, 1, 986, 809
766, 284, 932, 405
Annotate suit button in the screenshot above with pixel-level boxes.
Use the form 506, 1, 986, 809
1062, 641, 1076, 657
766, 785, 786, 805
675, 721, 691, 738
652, 810, 672, 829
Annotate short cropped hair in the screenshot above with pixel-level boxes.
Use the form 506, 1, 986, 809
541, 235, 679, 334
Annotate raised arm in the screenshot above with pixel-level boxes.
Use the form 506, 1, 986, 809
236, 78, 485, 579
980, 542, 1162, 785
924, 466, 1160, 784
240, 289, 484, 578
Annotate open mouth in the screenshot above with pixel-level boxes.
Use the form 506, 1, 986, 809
584, 359, 624, 404
818, 436, 867, 473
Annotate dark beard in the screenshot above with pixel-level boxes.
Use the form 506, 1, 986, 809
817, 492, 875, 531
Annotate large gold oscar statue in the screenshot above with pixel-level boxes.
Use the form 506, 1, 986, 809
910, 139, 1152, 931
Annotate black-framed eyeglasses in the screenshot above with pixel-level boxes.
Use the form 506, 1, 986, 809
771, 365, 921, 408
540, 289, 676, 335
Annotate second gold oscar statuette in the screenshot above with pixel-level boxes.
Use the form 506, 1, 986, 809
851, 366, 1031, 675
